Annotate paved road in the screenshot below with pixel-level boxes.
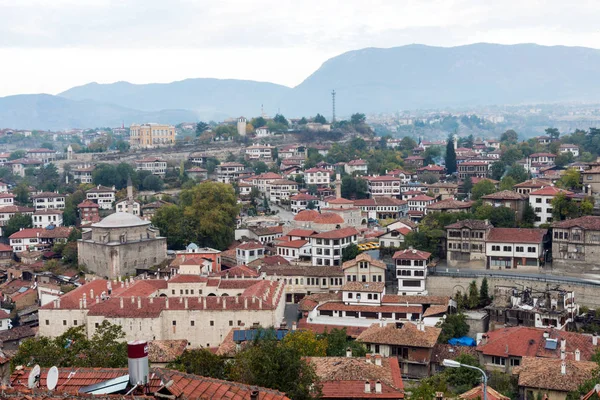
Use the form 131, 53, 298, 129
269, 202, 295, 224
432, 260, 600, 285
284, 304, 300, 327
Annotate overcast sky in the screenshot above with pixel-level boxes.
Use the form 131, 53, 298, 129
2, 0, 600, 97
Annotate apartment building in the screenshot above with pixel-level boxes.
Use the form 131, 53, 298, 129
304, 168, 332, 185
529, 186, 572, 226
32, 209, 63, 228
216, 162, 245, 184
344, 159, 368, 175
86, 185, 116, 210
129, 123, 176, 148
26, 148, 57, 163
245, 144, 274, 162
268, 179, 299, 204
366, 176, 402, 197
458, 162, 489, 180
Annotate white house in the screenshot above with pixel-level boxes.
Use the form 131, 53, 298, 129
304, 168, 331, 185
559, 144, 580, 158
290, 193, 320, 214
0, 193, 14, 206
255, 126, 271, 137
268, 179, 298, 204
529, 186, 572, 227
236, 241, 265, 265
26, 148, 57, 163
72, 167, 94, 184
342, 253, 386, 284
216, 162, 245, 184
86, 185, 116, 210
393, 248, 431, 295
344, 159, 368, 175
275, 239, 311, 262
135, 157, 168, 176
379, 227, 411, 248
33, 209, 63, 228
485, 228, 547, 269
0, 310, 11, 331
367, 176, 402, 197
0, 181, 8, 193
310, 227, 359, 267
245, 144, 274, 161
32, 192, 66, 210
116, 199, 141, 216
407, 195, 435, 213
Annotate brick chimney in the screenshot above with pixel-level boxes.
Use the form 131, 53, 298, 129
366, 354, 372, 363
346, 347, 352, 358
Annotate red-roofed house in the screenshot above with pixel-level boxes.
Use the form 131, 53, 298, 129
407, 195, 435, 214
290, 193, 320, 213
486, 228, 548, 269
135, 157, 167, 176
275, 239, 310, 262
304, 168, 332, 185
379, 227, 412, 248
345, 159, 368, 175
393, 248, 431, 295
417, 164, 445, 178
9, 226, 72, 253
236, 241, 265, 265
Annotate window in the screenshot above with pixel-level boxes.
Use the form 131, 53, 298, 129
191, 321, 195, 326
348, 293, 353, 299
73, 320, 78, 326
63, 320, 67, 326
510, 358, 520, 367
45, 320, 49, 325
172, 321, 176, 326
403, 280, 421, 287
210, 321, 214, 326
536, 198, 542, 203
516, 246, 524, 252
229, 321, 233, 326
492, 245, 500, 251
492, 356, 506, 366
414, 270, 424, 276
528, 247, 536, 252
503, 246, 512, 252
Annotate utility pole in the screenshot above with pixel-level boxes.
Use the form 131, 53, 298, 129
331, 90, 336, 123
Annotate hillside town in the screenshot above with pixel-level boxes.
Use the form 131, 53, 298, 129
0, 115, 599, 399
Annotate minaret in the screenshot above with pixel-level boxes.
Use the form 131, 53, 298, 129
127, 176, 133, 215
453, 134, 458, 150
335, 173, 342, 199
237, 117, 247, 136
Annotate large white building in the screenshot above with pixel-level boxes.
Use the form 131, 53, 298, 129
268, 179, 298, 204
304, 168, 331, 185
38, 276, 286, 348
245, 144, 274, 162
486, 228, 547, 269
33, 209, 63, 228
393, 248, 431, 295
216, 162, 245, 184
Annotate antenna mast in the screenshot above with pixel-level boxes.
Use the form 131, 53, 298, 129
331, 90, 336, 123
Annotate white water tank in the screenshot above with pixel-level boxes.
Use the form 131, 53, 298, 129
128, 340, 149, 385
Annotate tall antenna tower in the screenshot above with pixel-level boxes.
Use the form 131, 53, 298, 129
331, 90, 336, 123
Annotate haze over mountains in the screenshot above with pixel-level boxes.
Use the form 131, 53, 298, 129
3, 43, 600, 130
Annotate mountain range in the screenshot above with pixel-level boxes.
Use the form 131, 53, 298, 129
3, 43, 600, 130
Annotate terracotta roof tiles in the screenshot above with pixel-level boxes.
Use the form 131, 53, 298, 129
487, 228, 547, 243
357, 322, 441, 348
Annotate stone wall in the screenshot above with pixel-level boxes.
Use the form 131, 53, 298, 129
427, 274, 600, 308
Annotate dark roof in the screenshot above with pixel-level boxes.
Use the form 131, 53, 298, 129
552, 216, 600, 230
445, 219, 492, 230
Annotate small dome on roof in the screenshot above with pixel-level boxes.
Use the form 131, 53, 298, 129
313, 212, 344, 225
186, 243, 199, 251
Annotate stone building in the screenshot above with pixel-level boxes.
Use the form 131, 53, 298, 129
551, 216, 600, 272
446, 219, 493, 268
78, 212, 167, 278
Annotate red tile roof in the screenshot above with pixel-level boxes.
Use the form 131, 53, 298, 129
169, 274, 208, 284
529, 186, 572, 196
311, 227, 359, 239
220, 265, 260, 278
276, 239, 308, 249
236, 241, 265, 250
460, 384, 510, 400
357, 322, 441, 348
313, 212, 344, 224
293, 210, 320, 221
392, 248, 431, 260
481, 190, 528, 200
552, 216, 600, 230
286, 229, 318, 237
408, 195, 435, 202
487, 228, 547, 243
327, 197, 354, 204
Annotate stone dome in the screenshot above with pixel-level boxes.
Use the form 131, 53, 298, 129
92, 212, 150, 228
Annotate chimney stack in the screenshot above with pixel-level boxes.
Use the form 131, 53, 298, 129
128, 340, 149, 386
131, 296, 135, 304
203, 297, 207, 308
375, 380, 382, 394
292, 321, 297, 331
165, 298, 169, 309
561, 339, 567, 351
250, 391, 259, 400
543, 330, 549, 338
184, 297, 188, 309
149, 297, 154, 304
364, 381, 371, 393
223, 297, 227, 309
593, 334, 598, 346
79, 298, 83, 309
366, 354, 372, 363
561, 360, 566, 375
244, 297, 248, 309
576, 349, 581, 361
137, 297, 141, 309
120, 297, 124, 309
90, 289, 94, 299
374, 354, 382, 366
82, 294, 87, 308
346, 347, 352, 358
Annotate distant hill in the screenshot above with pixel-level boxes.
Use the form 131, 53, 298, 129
4, 43, 600, 129
59, 79, 292, 120
0, 94, 197, 130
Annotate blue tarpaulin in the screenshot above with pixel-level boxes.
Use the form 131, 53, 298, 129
448, 336, 477, 346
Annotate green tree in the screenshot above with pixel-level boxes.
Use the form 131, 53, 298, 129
520, 203, 536, 228
306, 200, 316, 210
313, 114, 327, 124
479, 277, 490, 307
9, 150, 26, 160
40, 142, 54, 150
490, 161, 507, 181
142, 175, 164, 192
151, 204, 187, 249
115, 140, 130, 152
445, 134, 457, 174
546, 127, 560, 140
558, 169, 582, 190
196, 121, 209, 136
13, 183, 30, 205
461, 176, 473, 196
63, 189, 85, 226
437, 313, 469, 343
500, 129, 518, 144
282, 330, 327, 357
273, 114, 289, 126
445, 354, 484, 394
471, 180, 496, 200
552, 192, 579, 221
499, 176, 516, 191
323, 328, 367, 357
467, 280, 479, 309
350, 113, 366, 125
4, 213, 32, 238
399, 136, 417, 151
214, 124, 238, 139
167, 348, 227, 379
228, 330, 320, 400
342, 243, 359, 262
489, 206, 516, 228
506, 164, 528, 183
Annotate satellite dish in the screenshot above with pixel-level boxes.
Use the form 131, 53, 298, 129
28, 364, 41, 389
47, 366, 59, 390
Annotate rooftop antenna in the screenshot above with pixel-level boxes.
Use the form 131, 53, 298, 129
47, 366, 59, 391
331, 90, 336, 123
28, 364, 41, 389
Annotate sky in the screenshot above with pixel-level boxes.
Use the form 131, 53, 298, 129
2, 0, 600, 97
